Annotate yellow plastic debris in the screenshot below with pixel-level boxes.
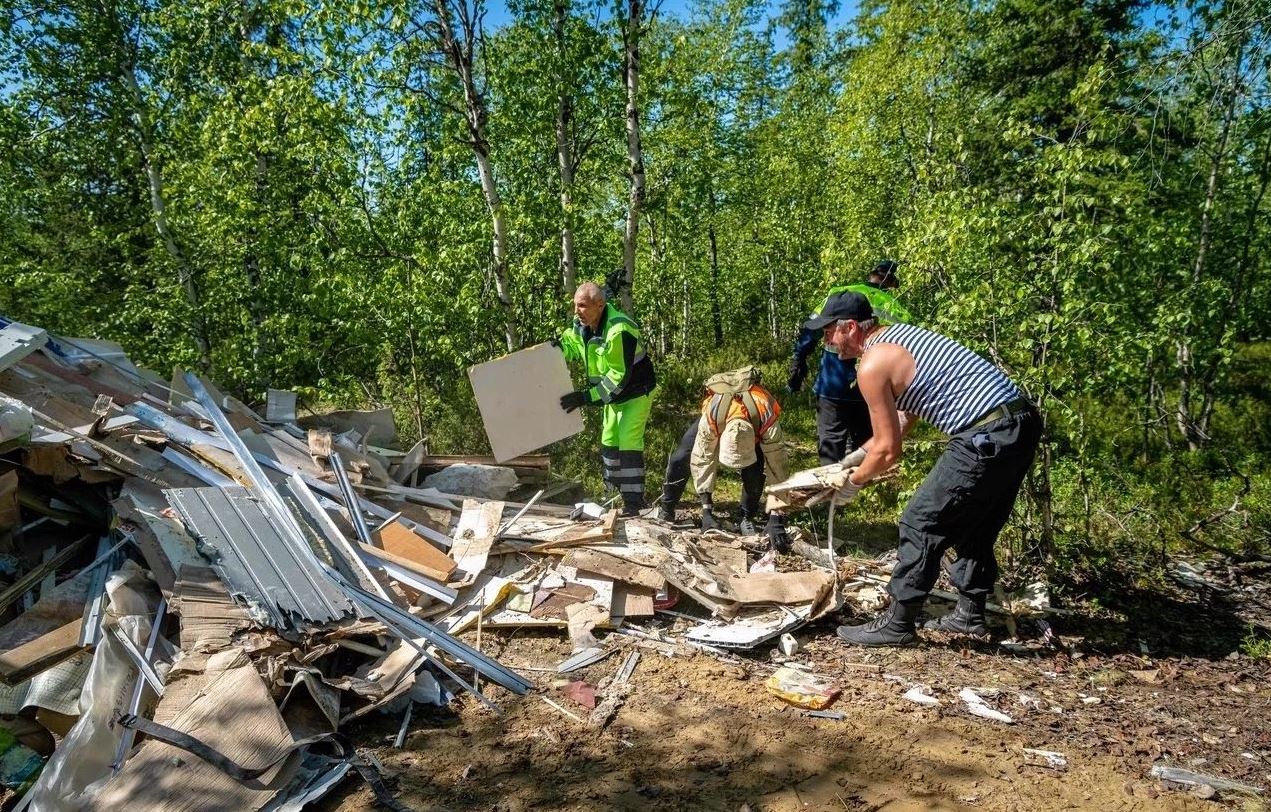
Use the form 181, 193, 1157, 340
764, 666, 841, 710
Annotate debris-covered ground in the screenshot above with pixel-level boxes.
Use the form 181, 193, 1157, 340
311, 577, 1271, 812
1, 316, 1267, 812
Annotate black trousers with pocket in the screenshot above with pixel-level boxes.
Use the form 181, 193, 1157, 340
816, 393, 873, 464
888, 409, 1042, 605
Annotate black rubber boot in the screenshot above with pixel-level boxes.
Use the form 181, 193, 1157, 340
836, 600, 922, 647
924, 595, 990, 639
621, 494, 645, 517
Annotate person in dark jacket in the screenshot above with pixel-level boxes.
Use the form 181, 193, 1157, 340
788, 261, 911, 463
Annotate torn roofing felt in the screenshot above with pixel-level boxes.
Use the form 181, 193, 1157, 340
165, 486, 356, 628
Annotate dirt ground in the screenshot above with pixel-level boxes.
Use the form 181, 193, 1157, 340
317, 592, 1271, 812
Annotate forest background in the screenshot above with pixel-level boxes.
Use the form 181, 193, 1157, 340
1, 0, 1268, 607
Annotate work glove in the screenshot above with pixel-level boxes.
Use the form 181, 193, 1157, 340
786, 371, 804, 394
548, 336, 562, 349
700, 507, 719, 532
738, 515, 757, 536
560, 390, 589, 413
834, 469, 863, 504
841, 447, 867, 468
765, 514, 791, 553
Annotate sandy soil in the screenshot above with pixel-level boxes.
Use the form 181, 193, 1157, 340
317, 611, 1270, 812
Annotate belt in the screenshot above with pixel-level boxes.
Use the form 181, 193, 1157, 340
964, 396, 1035, 431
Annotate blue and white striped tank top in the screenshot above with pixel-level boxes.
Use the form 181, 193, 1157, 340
864, 323, 1021, 435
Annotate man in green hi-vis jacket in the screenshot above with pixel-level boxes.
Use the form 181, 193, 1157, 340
555, 282, 657, 516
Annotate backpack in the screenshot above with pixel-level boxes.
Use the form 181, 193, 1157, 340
702, 367, 767, 436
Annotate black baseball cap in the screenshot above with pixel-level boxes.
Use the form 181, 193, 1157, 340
802, 291, 874, 330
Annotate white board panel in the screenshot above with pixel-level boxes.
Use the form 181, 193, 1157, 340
468, 342, 585, 462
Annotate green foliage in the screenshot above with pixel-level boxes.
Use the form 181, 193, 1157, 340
1, 0, 1269, 600
1242, 626, 1271, 661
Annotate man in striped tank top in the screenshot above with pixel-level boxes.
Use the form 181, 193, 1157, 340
804, 291, 1041, 647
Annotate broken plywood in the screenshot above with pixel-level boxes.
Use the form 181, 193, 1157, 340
563, 548, 664, 590
467, 342, 583, 462
371, 519, 456, 582
449, 499, 503, 585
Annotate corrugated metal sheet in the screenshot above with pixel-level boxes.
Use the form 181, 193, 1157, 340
166, 486, 355, 628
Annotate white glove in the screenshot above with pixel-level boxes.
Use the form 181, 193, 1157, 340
835, 469, 863, 503
840, 447, 867, 468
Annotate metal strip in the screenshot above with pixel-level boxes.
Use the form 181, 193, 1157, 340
112, 597, 167, 773
285, 474, 396, 604
355, 548, 457, 604
161, 447, 236, 487
110, 624, 166, 696
320, 564, 531, 696
329, 452, 375, 548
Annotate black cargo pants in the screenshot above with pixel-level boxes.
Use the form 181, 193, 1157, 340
887, 408, 1041, 605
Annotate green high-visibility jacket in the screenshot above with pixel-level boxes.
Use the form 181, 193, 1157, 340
559, 303, 657, 405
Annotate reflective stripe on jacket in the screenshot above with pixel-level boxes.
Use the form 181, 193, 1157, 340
558, 303, 656, 405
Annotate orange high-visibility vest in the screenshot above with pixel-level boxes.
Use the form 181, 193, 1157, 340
702, 385, 780, 439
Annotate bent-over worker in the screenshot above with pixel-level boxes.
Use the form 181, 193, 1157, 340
806, 291, 1040, 646
657, 369, 791, 551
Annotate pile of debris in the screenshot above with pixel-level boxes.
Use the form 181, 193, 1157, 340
0, 318, 839, 811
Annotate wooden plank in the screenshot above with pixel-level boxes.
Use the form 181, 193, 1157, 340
562, 548, 665, 590
358, 541, 454, 586
467, 342, 583, 462
449, 499, 503, 585
0, 619, 84, 684
371, 520, 456, 582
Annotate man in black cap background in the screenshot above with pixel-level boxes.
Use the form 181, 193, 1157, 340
788, 261, 912, 465
806, 291, 1041, 647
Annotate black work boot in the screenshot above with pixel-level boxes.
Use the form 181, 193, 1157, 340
924, 595, 990, 639
621, 493, 645, 517
656, 485, 677, 522
836, 600, 922, 647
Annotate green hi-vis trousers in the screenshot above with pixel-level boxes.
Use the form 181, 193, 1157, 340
599, 392, 653, 512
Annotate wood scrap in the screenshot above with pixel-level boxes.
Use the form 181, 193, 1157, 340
0, 619, 85, 684
371, 519, 456, 582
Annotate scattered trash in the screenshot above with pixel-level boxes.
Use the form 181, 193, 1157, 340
903, 686, 940, 706
806, 710, 845, 720
959, 688, 1014, 724
778, 633, 799, 656
765, 667, 840, 710
1022, 748, 1068, 771
1149, 765, 1265, 797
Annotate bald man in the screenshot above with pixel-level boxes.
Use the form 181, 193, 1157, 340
556, 283, 657, 515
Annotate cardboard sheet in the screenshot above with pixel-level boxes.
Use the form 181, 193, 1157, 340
95, 663, 297, 811
468, 342, 584, 462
